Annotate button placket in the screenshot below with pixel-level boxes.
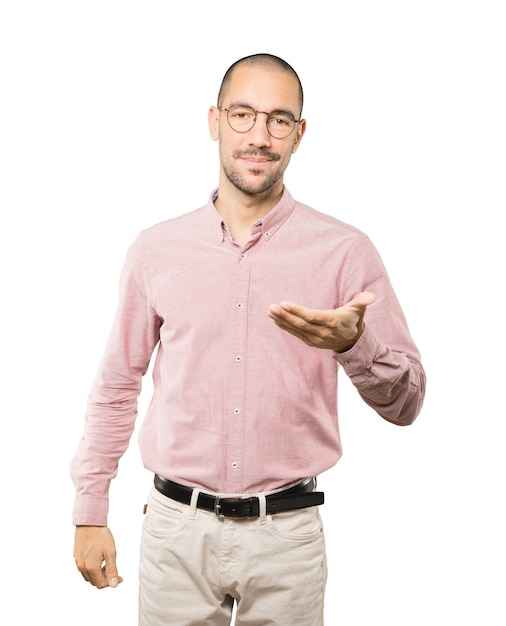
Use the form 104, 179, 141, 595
224, 248, 251, 491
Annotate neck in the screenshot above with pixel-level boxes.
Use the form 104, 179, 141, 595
214, 175, 283, 245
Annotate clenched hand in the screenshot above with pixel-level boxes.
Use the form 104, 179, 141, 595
74, 526, 123, 589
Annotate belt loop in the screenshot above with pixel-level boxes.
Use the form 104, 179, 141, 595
189, 488, 200, 520
258, 494, 267, 525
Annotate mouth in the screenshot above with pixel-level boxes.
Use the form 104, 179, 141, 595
233, 150, 280, 164
242, 157, 271, 167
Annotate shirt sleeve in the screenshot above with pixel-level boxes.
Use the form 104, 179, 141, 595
334, 235, 426, 426
70, 234, 161, 525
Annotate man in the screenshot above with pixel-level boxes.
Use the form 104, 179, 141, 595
71, 53, 425, 625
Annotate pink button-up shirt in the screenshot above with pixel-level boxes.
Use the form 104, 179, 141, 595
71, 188, 425, 525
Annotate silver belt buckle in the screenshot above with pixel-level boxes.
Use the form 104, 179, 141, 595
214, 496, 224, 517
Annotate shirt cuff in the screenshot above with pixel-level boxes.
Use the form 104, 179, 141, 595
333, 325, 379, 376
72, 497, 109, 527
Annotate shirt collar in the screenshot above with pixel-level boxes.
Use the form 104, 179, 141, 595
207, 187, 296, 245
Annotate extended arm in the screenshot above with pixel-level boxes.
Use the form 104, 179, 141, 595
267, 237, 425, 426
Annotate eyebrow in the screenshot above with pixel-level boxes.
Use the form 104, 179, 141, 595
229, 102, 298, 120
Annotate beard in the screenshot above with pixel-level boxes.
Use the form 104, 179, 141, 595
221, 148, 284, 196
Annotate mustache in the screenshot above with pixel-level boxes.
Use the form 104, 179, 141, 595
233, 149, 281, 161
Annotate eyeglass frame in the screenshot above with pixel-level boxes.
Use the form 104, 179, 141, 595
217, 104, 301, 139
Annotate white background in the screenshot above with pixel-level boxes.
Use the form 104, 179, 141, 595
2, 1, 505, 624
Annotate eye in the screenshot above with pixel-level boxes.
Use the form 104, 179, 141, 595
229, 106, 255, 121
270, 115, 292, 127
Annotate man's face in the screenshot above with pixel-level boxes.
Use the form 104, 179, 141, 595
209, 65, 306, 197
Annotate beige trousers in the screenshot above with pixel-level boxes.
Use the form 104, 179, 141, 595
139, 485, 327, 625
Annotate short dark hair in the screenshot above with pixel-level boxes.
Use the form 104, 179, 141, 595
217, 53, 304, 116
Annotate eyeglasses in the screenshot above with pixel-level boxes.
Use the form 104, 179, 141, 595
218, 104, 300, 139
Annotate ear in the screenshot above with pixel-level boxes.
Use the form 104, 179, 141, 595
208, 106, 220, 141
291, 118, 306, 154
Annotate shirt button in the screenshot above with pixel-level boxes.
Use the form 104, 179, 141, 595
232, 462, 238, 469
237, 303, 243, 309
264, 232, 270, 238
240, 253, 246, 259
233, 408, 241, 415
235, 355, 242, 362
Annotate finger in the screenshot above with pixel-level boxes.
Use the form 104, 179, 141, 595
270, 301, 328, 325
268, 308, 317, 338
76, 555, 113, 589
74, 553, 99, 587
271, 315, 307, 339
269, 313, 325, 347
81, 564, 108, 588
268, 303, 327, 330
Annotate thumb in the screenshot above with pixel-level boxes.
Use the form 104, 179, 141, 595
348, 291, 376, 338
104, 555, 122, 588
350, 291, 376, 310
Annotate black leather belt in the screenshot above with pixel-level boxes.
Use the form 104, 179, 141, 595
153, 475, 324, 518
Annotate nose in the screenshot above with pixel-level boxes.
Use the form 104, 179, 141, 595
248, 112, 271, 147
